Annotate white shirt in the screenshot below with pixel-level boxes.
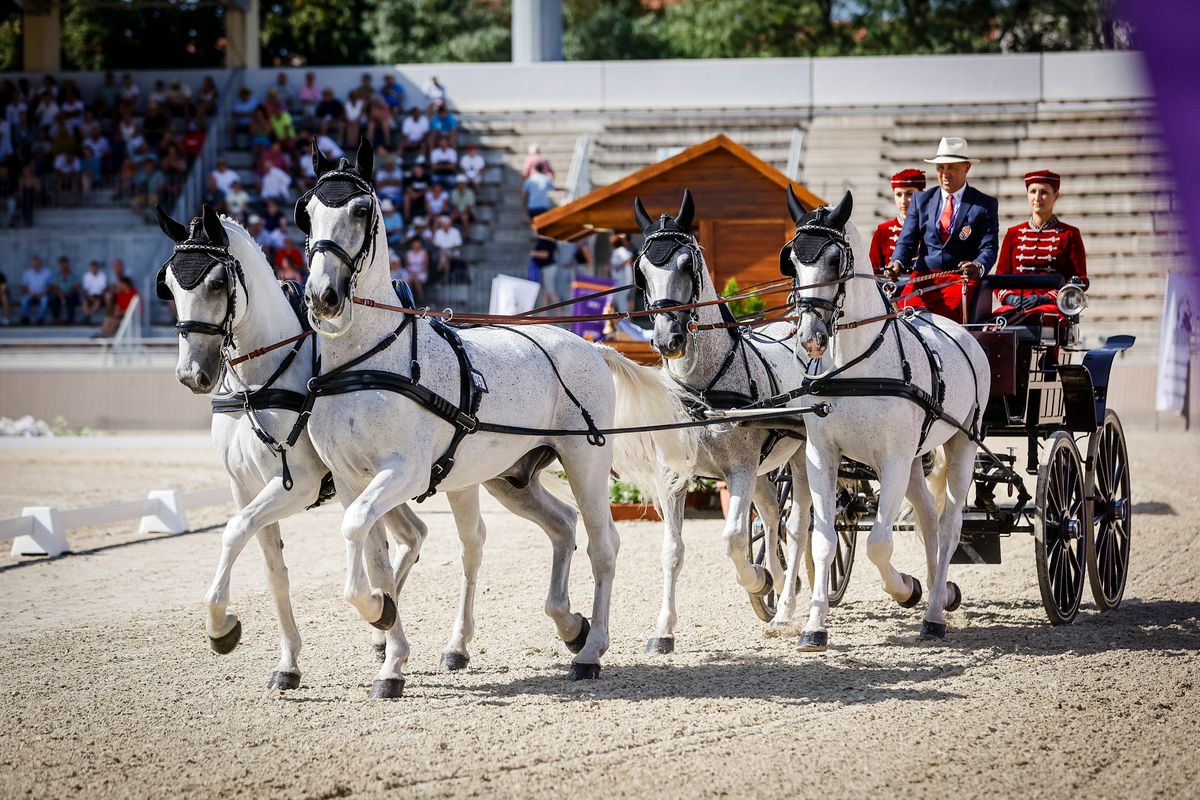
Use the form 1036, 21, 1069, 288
425, 190, 449, 215
610, 245, 633, 283
344, 97, 365, 122
83, 134, 109, 158
459, 152, 485, 181
260, 166, 292, 200
937, 183, 968, 228
432, 226, 463, 252
430, 146, 457, 166
316, 135, 344, 159
82, 270, 108, 297
54, 153, 81, 174
211, 167, 240, 194
401, 115, 429, 143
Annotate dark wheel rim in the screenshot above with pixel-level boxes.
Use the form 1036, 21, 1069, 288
1035, 433, 1088, 625
827, 485, 859, 607
1087, 411, 1131, 610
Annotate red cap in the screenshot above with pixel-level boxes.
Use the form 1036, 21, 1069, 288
1024, 169, 1061, 190
890, 169, 926, 189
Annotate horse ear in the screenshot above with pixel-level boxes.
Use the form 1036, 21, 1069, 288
675, 188, 694, 230
201, 204, 228, 248
786, 185, 805, 224
828, 190, 854, 229
154, 204, 189, 243
633, 196, 653, 233
356, 135, 374, 182
312, 140, 334, 177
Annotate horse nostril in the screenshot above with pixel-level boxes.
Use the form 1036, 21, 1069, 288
196, 369, 210, 387
320, 287, 338, 308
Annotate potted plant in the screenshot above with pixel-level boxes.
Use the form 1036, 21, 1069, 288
685, 477, 722, 513
609, 479, 661, 521
721, 278, 767, 320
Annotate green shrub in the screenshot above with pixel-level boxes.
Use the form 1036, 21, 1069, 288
721, 278, 767, 319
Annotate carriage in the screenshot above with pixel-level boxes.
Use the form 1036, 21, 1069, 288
750, 272, 1133, 626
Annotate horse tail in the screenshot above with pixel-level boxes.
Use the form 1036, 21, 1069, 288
594, 344, 698, 499
928, 446, 949, 517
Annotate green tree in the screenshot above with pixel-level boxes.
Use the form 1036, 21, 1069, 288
563, 0, 662, 61
261, 0, 374, 66
366, 0, 510, 64
653, 0, 851, 59
60, 0, 225, 70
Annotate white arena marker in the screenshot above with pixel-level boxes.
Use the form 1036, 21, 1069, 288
10, 506, 69, 558
138, 490, 191, 535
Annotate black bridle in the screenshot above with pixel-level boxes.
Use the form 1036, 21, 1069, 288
635, 226, 706, 327
156, 241, 247, 347
785, 221, 857, 332
295, 168, 380, 279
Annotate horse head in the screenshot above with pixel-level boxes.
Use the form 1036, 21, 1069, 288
299, 136, 377, 328
632, 188, 702, 359
781, 187, 853, 360
155, 203, 239, 393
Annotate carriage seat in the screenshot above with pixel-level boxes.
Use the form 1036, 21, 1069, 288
968, 273, 1064, 329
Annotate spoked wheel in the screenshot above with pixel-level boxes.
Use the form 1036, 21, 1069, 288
747, 471, 795, 622
1086, 410, 1131, 611
804, 482, 860, 608
1035, 432, 1090, 625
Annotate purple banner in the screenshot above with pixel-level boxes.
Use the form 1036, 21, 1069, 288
570, 274, 615, 341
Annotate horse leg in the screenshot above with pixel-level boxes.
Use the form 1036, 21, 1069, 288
648, 480, 687, 655
722, 468, 770, 594
922, 432, 976, 640
256, 522, 303, 691
905, 457, 942, 617
364, 528, 391, 662
481, 477, 582, 653
559, 447, 620, 680
204, 478, 312, 655
441, 487, 486, 671
865, 457, 923, 608
753, 475, 784, 593
365, 503, 428, 698
769, 457, 811, 632
800, 441, 840, 650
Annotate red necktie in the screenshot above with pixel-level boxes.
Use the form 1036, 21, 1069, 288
939, 193, 954, 242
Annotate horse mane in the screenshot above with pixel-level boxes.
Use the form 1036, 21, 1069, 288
218, 213, 272, 271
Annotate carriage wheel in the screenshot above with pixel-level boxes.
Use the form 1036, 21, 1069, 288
747, 472, 794, 622
1086, 410, 1131, 611
1034, 432, 1090, 625
804, 484, 859, 608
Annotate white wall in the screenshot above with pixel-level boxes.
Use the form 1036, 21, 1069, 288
4, 51, 1150, 113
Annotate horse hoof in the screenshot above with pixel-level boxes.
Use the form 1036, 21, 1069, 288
208, 620, 242, 655
369, 678, 406, 699
564, 616, 591, 655
898, 576, 923, 609
944, 581, 962, 613
568, 662, 601, 681
920, 620, 947, 641
267, 671, 300, 691
797, 630, 828, 652
372, 643, 386, 662
755, 567, 774, 597
439, 651, 470, 672
370, 593, 397, 631
644, 636, 674, 655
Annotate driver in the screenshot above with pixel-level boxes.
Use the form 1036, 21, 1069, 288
991, 170, 1088, 322
885, 137, 999, 323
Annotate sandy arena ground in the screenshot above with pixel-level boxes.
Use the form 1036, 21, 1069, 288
1, 429, 1198, 798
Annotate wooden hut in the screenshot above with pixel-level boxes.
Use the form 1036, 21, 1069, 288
533, 134, 825, 293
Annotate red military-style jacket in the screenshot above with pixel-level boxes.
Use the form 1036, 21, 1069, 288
992, 216, 1088, 317
868, 218, 904, 276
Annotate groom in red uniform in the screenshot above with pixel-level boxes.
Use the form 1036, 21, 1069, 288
869, 169, 925, 275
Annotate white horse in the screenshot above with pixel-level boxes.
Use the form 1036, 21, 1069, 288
777, 188, 989, 647
298, 139, 696, 695
628, 189, 813, 653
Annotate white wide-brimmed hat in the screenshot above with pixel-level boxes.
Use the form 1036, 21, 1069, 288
924, 137, 980, 165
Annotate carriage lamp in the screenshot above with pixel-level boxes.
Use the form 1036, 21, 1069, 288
1057, 282, 1088, 317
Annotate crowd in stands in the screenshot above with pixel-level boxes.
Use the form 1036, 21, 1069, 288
0, 72, 210, 226
4, 253, 138, 336
202, 72, 480, 305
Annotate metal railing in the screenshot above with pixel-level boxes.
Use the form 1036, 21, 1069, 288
564, 133, 592, 202
785, 127, 804, 182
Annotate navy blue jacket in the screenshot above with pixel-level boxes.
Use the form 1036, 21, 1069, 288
890, 184, 999, 274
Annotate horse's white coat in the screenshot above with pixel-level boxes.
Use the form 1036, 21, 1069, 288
783, 201, 990, 642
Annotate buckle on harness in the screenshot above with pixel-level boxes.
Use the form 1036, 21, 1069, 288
900, 306, 917, 321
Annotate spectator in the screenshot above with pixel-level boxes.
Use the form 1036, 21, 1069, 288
96, 274, 138, 339
248, 105, 272, 149
344, 89, 367, 145
148, 79, 168, 108
382, 198, 406, 248
405, 161, 430, 219
429, 102, 459, 148
298, 72, 321, 117
267, 100, 296, 146
459, 142, 485, 190
260, 140, 290, 172
389, 248, 408, 285
160, 145, 188, 204
609, 234, 634, 311
53, 149, 83, 204
425, 182, 450, 219
275, 237, 305, 275
260, 163, 293, 203
82, 125, 109, 166
423, 76, 446, 107
406, 215, 432, 244
17, 164, 38, 225
119, 73, 140, 108
262, 198, 286, 231
431, 215, 463, 281
0, 271, 10, 325
366, 98, 393, 145
225, 179, 251, 220
315, 88, 345, 142
196, 75, 219, 119
271, 71, 293, 112
60, 84, 85, 134
400, 107, 429, 156
523, 143, 554, 179
231, 87, 257, 145
200, 174, 225, 214
181, 120, 206, 159
404, 235, 429, 303
164, 79, 191, 120
211, 158, 240, 194
380, 74, 406, 111
358, 73, 377, 104
142, 102, 169, 148
97, 71, 120, 116
131, 160, 166, 216
314, 133, 344, 160
376, 153, 405, 206
49, 256, 79, 323
521, 162, 555, 221
528, 236, 559, 305
80, 260, 107, 323
34, 91, 60, 131
449, 175, 476, 233
429, 135, 458, 187
80, 145, 103, 195
20, 255, 51, 324
249, 214, 283, 256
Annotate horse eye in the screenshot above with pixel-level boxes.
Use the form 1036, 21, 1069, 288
353, 205, 368, 218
